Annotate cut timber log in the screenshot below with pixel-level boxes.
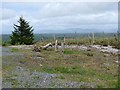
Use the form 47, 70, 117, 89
33, 43, 52, 52
41, 43, 52, 50
114, 60, 120, 64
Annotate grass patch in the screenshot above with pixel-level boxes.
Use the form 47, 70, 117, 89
65, 37, 118, 48
56, 75, 65, 79
19, 59, 28, 64
10, 48, 19, 52
64, 49, 80, 54
2, 39, 118, 88
42, 66, 89, 75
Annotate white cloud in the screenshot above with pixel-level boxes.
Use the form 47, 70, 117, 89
2, 0, 119, 3
0, 8, 17, 20
33, 2, 117, 19
1, 2, 118, 34
32, 11, 117, 27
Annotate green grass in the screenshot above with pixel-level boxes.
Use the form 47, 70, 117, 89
64, 49, 80, 54
42, 66, 83, 74
19, 59, 28, 64
65, 37, 118, 48
2, 39, 118, 88
57, 75, 65, 79
34, 36, 119, 48
10, 48, 19, 52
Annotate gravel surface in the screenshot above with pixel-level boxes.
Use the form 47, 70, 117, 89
2, 47, 23, 56
2, 66, 96, 88
2, 46, 97, 88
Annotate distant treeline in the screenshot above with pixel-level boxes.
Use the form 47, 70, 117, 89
1, 33, 117, 42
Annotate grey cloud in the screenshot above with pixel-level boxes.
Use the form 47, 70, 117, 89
0, 8, 17, 20
34, 2, 117, 19
32, 11, 117, 27
1, 2, 118, 34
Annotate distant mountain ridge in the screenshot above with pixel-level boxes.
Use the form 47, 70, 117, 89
1, 33, 117, 42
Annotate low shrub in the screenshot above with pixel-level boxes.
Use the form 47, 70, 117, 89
2, 41, 11, 46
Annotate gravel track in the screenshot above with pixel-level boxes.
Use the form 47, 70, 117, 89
2, 46, 97, 88
3, 66, 96, 88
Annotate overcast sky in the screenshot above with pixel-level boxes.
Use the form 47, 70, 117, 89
1, 2, 118, 34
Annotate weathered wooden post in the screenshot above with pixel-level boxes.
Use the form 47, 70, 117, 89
107, 38, 109, 46
54, 34, 56, 41
55, 40, 58, 51
60, 36, 65, 53
92, 32, 95, 45
64, 36, 65, 44
88, 34, 91, 45
87, 34, 91, 51
64, 36, 66, 47
61, 42, 64, 53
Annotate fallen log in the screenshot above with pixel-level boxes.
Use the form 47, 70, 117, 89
41, 43, 53, 50
33, 43, 53, 52
114, 60, 120, 64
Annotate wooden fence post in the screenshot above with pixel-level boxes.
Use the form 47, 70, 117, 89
64, 37, 65, 44
61, 42, 64, 53
88, 34, 92, 45
54, 34, 56, 41
55, 40, 58, 51
92, 32, 95, 45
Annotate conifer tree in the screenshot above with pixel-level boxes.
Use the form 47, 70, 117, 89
10, 16, 34, 45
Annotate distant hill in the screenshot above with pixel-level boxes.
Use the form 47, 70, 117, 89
1, 33, 116, 42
